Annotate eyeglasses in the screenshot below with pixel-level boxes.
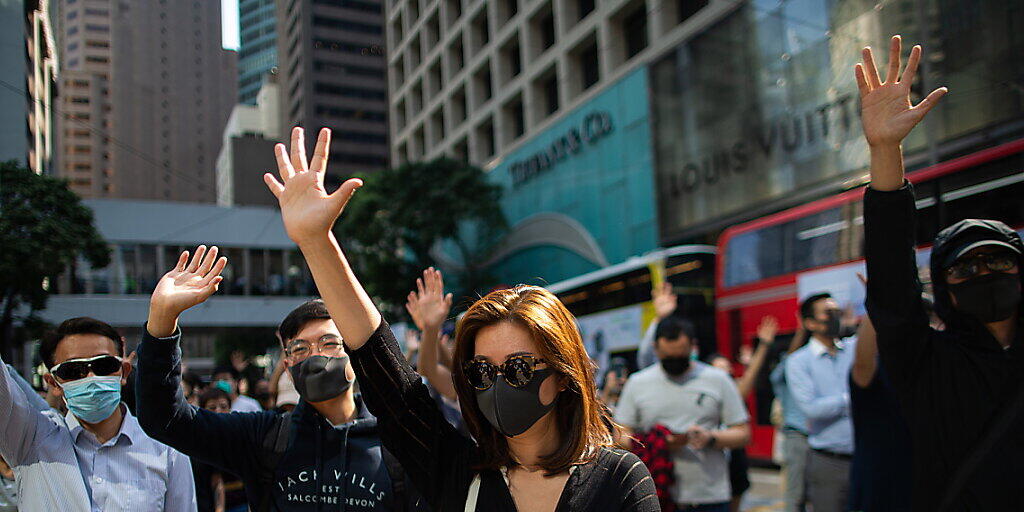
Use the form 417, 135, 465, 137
462, 354, 548, 391
285, 335, 344, 359
50, 355, 122, 381
946, 252, 1018, 280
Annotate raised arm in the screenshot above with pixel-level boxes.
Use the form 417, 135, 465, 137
857, 36, 946, 382
263, 127, 379, 349
137, 247, 274, 473
0, 356, 58, 466
408, 267, 458, 402
735, 316, 777, 397
265, 127, 475, 508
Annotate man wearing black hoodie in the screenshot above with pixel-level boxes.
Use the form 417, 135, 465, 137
858, 36, 1023, 510
135, 245, 427, 511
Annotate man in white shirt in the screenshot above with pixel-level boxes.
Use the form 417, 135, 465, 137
0, 317, 196, 511
617, 316, 751, 512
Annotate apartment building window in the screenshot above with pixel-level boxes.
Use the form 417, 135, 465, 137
498, 0, 517, 23
395, 99, 407, 129
312, 15, 383, 34
85, 24, 109, 32
392, 15, 404, 46
86, 40, 109, 48
569, 34, 600, 95
472, 62, 492, 107
426, 12, 441, 49
471, 11, 489, 54
500, 35, 522, 81
450, 86, 467, 125
452, 138, 468, 162
623, 3, 648, 59
529, 4, 555, 58
445, 0, 461, 27
475, 118, 495, 159
428, 60, 443, 98
430, 108, 446, 145
412, 80, 424, 115
86, 55, 109, 64
502, 94, 525, 143
447, 36, 464, 78
578, 0, 595, 20
314, 82, 387, 100
543, 73, 558, 116
409, 0, 419, 23
391, 57, 406, 87
678, 0, 708, 23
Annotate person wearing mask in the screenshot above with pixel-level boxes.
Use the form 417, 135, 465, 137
261, 126, 659, 511
785, 293, 858, 512
136, 246, 427, 511
211, 365, 262, 413
616, 316, 751, 512
859, 35, 1023, 510
0, 317, 196, 511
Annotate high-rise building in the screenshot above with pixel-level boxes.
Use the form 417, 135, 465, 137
275, 0, 389, 182
0, 0, 58, 175
55, 0, 237, 202
238, 0, 277, 105
216, 73, 283, 207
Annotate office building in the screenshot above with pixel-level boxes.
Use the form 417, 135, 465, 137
238, 0, 278, 105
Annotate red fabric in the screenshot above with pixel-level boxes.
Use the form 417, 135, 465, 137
630, 424, 676, 512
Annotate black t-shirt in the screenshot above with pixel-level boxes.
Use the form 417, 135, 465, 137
349, 320, 659, 512
848, 363, 912, 512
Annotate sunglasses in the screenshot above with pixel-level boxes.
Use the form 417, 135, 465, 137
463, 354, 548, 391
946, 252, 1018, 280
50, 354, 123, 381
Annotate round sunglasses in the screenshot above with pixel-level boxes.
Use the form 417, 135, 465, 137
50, 354, 123, 381
462, 354, 548, 391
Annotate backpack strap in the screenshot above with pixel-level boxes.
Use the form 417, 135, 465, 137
464, 474, 481, 512
257, 411, 293, 512
381, 447, 407, 512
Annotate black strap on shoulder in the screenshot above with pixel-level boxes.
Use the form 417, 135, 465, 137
938, 383, 1024, 511
382, 446, 407, 512
257, 411, 293, 512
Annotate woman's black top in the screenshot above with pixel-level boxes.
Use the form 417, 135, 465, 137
349, 320, 660, 512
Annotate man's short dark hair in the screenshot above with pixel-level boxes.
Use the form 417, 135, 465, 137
654, 316, 697, 344
278, 299, 332, 344
800, 293, 833, 320
212, 364, 239, 381
198, 387, 232, 409
40, 317, 123, 369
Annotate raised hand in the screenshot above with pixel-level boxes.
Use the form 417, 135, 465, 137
264, 127, 363, 244
407, 268, 453, 332
856, 35, 947, 148
756, 316, 778, 344
148, 245, 227, 337
652, 282, 678, 320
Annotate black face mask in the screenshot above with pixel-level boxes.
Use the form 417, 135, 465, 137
288, 355, 352, 403
822, 310, 843, 338
948, 272, 1021, 323
475, 368, 557, 437
660, 356, 690, 376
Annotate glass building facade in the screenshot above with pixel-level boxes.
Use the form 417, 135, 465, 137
650, 0, 1024, 244
484, 68, 660, 286
238, 0, 277, 104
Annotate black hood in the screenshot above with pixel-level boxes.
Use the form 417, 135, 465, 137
929, 218, 1024, 337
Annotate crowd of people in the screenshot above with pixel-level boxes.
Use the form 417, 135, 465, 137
0, 35, 1021, 512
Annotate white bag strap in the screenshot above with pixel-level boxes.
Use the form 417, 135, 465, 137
464, 474, 481, 512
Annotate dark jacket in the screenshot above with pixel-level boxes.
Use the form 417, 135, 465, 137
863, 184, 1024, 511
135, 328, 427, 511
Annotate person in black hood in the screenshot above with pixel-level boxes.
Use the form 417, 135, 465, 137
857, 35, 1023, 510
135, 245, 427, 511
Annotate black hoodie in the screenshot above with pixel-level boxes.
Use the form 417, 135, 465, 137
135, 327, 428, 511
864, 183, 1024, 511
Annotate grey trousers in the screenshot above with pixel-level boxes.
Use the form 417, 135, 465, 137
781, 430, 809, 512
806, 449, 851, 512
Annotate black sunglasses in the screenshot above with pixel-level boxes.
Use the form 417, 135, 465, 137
50, 355, 122, 381
462, 354, 548, 391
946, 252, 1018, 280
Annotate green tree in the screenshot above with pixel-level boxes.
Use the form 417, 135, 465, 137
337, 157, 506, 317
0, 160, 110, 361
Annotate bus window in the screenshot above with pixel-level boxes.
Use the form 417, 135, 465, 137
790, 207, 844, 273
724, 224, 785, 288
936, 152, 1024, 231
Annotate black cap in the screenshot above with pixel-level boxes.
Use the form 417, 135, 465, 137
942, 236, 1022, 269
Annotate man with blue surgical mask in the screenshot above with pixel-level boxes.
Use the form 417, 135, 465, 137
0, 317, 196, 511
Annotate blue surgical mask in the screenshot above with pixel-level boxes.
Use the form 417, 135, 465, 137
61, 375, 122, 424
214, 380, 233, 394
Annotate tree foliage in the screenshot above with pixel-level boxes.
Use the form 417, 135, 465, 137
337, 158, 507, 317
0, 160, 110, 357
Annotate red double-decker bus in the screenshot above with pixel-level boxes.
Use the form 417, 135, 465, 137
714, 139, 1024, 460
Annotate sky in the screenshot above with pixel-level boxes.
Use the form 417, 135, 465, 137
222, 0, 240, 51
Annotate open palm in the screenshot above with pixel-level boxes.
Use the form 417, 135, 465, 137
264, 127, 363, 243
856, 36, 947, 147
407, 267, 452, 331
151, 245, 227, 316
